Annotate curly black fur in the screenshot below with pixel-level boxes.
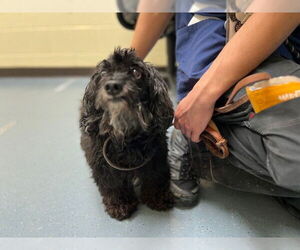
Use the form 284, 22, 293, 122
80, 48, 174, 220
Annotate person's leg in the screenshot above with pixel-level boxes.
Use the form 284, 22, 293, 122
196, 54, 300, 218
194, 124, 300, 196
213, 117, 300, 219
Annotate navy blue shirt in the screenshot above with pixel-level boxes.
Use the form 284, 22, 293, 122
175, 13, 300, 101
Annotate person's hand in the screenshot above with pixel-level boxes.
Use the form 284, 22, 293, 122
174, 84, 215, 143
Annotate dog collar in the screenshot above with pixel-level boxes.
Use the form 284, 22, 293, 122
103, 137, 155, 171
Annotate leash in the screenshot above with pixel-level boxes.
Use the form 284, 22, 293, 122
200, 121, 229, 159
171, 119, 229, 159
103, 137, 155, 171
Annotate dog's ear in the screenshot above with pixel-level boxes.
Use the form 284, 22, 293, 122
147, 64, 174, 131
79, 72, 102, 136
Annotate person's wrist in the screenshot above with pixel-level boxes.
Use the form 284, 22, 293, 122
193, 79, 221, 106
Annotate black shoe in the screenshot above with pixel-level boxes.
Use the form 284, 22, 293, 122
168, 127, 200, 207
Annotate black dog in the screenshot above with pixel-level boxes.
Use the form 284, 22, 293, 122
79, 48, 174, 220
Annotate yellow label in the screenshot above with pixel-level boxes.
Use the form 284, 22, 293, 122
246, 82, 300, 113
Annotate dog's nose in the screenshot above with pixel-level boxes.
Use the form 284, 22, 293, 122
104, 81, 123, 96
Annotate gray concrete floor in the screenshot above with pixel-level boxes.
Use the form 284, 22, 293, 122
1, 76, 300, 238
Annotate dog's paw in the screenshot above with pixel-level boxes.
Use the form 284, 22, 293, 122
105, 201, 138, 221
142, 190, 174, 211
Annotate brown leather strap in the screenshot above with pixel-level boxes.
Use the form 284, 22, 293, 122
215, 95, 249, 114
215, 72, 271, 113
200, 121, 229, 159
201, 73, 271, 159
226, 72, 271, 105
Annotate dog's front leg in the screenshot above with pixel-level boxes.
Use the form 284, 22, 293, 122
140, 157, 174, 211
97, 174, 139, 221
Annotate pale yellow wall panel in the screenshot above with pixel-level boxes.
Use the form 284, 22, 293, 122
0, 13, 167, 68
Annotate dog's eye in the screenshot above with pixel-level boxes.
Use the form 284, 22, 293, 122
100, 71, 108, 77
131, 68, 141, 79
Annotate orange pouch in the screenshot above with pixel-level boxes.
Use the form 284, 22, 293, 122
246, 76, 300, 113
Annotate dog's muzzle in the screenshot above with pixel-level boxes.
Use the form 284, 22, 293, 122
104, 80, 123, 96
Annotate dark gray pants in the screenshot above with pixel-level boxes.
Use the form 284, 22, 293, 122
198, 55, 300, 216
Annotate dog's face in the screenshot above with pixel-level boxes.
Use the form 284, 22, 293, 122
80, 48, 173, 140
